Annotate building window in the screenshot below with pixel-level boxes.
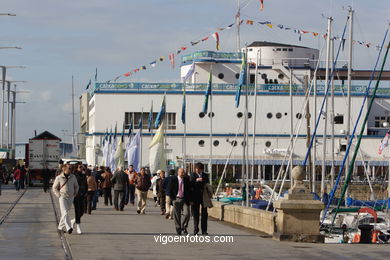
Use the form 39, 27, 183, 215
231, 140, 238, 147
282, 48, 287, 51
248, 48, 253, 51
340, 144, 347, 152
276, 112, 282, 119
374, 116, 390, 127
248, 112, 252, 119
250, 74, 255, 84
198, 140, 205, 147
218, 73, 224, 79
296, 113, 302, 119
235, 73, 239, 79
199, 112, 205, 118
278, 73, 284, 80
267, 113, 273, 119
237, 112, 243, 118
334, 115, 344, 124
276, 48, 281, 51
208, 112, 215, 118
265, 141, 271, 147
213, 140, 219, 147
288, 48, 293, 52
261, 74, 267, 80
124, 112, 176, 130
284, 112, 288, 116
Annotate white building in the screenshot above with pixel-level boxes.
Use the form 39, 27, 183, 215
81, 41, 390, 182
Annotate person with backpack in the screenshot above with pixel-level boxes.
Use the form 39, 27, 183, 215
101, 168, 113, 206
52, 164, 79, 234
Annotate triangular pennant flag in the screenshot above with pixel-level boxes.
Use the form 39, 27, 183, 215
212, 32, 220, 51
260, 0, 264, 10
246, 20, 254, 25
150, 61, 157, 67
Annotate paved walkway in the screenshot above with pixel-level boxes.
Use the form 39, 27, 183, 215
0, 186, 389, 260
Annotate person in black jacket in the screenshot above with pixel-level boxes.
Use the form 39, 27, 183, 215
190, 162, 210, 235
168, 168, 190, 235
41, 165, 50, 193
111, 167, 129, 211
72, 163, 88, 234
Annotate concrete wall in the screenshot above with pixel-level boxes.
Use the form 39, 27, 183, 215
208, 201, 276, 235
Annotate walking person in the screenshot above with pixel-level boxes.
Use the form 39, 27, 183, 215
86, 169, 97, 214
168, 168, 190, 235
156, 170, 166, 215
135, 167, 151, 214
42, 165, 50, 193
101, 168, 113, 206
13, 166, 22, 191
52, 164, 79, 234
125, 165, 137, 206
72, 164, 87, 234
151, 173, 159, 207
111, 167, 129, 211
164, 169, 175, 219
190, 162, 210, 235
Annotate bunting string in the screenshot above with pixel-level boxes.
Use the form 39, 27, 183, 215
108, 13, 382, 83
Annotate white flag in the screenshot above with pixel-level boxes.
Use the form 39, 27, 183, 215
114, 138, 124, 169
127, 131, 141, 172
181, 62, 195, 83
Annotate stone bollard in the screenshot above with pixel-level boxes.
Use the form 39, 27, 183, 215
273, 166, 324, 243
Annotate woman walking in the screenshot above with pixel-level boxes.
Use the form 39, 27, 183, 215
52, 164, 79, 234
101, 168, 113, 206
86, 169, 97, 214
72, 164, 87, 234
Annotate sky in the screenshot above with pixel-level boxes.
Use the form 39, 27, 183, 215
0, 0, 389, 144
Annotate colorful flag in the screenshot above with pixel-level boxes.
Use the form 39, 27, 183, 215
191, 40, 200, 46
181, 62, 195, 83
169, 53, 175, 68
180, 47, 187, 51
148, 101, 153, 132
181, 86, 186, 124
260, 0, 264, 10
85, 79, 91, 90
313, 32, 319, 37
246, 20, 254, 25
203, 71, 212, 114
201, 36, 209, 42
212, 32, 220, 50
235, 52, 246, 108
123, 72, 132, 77
378, 131, 389, 155
226, 23, 234, 29
154, 96, 166, 128
150, 61, 157, 67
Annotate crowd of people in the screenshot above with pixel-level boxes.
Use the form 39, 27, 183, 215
51, 161, 213, 236
0, 164, 31, 192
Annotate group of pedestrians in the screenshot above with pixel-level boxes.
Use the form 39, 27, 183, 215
52, 161, 213, 236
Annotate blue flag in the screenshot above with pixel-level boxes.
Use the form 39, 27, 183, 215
235, 52, 246, 108
202, 71, 212, 114
181, 86, 186, 124
128, 121, 133, 137
86, 79, 92, 90
154, 96, 166, 128
148, 102, 153, 132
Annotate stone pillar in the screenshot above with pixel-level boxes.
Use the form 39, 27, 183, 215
273, 166, 324, 243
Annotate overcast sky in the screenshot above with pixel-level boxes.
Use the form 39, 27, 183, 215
1, 0, 389, 143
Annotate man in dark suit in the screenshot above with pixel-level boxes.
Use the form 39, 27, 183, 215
168, 168, 190, 235
190, 162, 210, 235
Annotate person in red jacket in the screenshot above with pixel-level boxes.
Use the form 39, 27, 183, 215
13, 166, 22, 191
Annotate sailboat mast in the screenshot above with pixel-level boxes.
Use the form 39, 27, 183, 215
346, 7, 354, 194
330, 38, 335, 189
236, 0, 241, 52
252, 50, 259, 185
321, 17, 332, 197
72, 75, 76, 157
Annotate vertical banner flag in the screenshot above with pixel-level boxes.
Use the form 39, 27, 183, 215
154, 96, 166, 128
169, 53, 175, 68
181, 85, 186, 124
85, 79, 92, 90
127, 131, 141, 171
203, 71, 212, 114
212, 32, 220, 51
148, 101, 153, 132
149, 123, 166, 173
235, 52, 247, 108
181, 62, 195, 83
138, 113, 143, 129
95, 67, 98, 82
260, 0, 264, 10
378, 131, 390, 155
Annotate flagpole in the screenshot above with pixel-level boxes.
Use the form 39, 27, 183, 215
183, 83, 187, 171
244, 46, 249, 207
140, 108, 143, 169
251, 50, 259, 185
236, 0, 241, 52
209, 66, 213, 185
